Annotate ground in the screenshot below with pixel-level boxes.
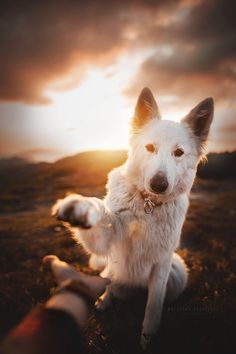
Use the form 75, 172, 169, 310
0, 155, 235, 354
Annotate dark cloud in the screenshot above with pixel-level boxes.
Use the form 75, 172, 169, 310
0, 0, 235, 153
0, 0, 125, 103
1, 0, 235, 104
177, 0, 236, 42
127, 0, 236, 104
0, 0, 180, 103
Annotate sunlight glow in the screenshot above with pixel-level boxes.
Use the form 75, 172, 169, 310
46, 69, 131, 151
39, 52, 151, 155
41, 55, 148, 151
23, 51, 186, 161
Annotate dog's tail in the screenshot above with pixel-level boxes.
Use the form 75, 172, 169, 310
165, 252, 188, 301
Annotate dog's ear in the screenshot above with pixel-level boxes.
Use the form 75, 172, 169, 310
132, 87, 161, 130
182, 97, 214, 145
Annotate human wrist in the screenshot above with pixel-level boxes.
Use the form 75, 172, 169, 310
45, 292, 88, 327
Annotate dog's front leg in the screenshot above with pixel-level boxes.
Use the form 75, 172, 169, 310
141, 253, 172, 350
52, 194, 119, 255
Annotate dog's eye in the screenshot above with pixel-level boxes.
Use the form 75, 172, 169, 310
145, 144, 155, 153
174, 148, 184, 157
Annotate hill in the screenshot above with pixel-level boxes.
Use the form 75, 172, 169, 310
197, 151, 236, 179
0, 150, 235, 189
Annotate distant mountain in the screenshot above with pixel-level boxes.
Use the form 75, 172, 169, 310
54, 150, 127, 171
49, 150, 128, 186
0, 157, 28, 169
197, 152, 236, 179
17, 148, 64, 162
0, 151, 235, 190
51, 150, 236, 180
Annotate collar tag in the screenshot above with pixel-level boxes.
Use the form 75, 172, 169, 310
144, 198, 156, 214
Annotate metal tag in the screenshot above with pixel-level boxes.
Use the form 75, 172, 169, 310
144, 199, 156, 214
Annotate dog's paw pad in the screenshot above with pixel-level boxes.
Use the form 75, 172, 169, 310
52, 195, 101, 228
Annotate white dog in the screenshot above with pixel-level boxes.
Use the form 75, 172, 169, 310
53, 88, 214, 349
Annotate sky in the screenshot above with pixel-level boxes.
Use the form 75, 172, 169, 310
0, 0, 235, 162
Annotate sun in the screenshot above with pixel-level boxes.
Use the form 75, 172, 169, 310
47, 70, 131, 151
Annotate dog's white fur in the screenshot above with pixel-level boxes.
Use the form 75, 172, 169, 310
53, 88, 214, 349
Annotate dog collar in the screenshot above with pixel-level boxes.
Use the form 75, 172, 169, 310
140, 191, 163, 214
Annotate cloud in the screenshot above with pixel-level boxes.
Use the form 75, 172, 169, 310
0, 0, 235, 154
0, 0, 235, 104
0, 0, 188, 103
0, 1, 124, 103
126, 0, 236, 104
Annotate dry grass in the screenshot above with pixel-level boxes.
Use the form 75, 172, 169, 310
0, 162, 235, 353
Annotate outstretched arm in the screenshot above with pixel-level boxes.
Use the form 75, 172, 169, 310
52, 194, 121, 255
0, 255, 109, 354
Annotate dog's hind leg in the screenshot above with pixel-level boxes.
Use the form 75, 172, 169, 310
165, 252, 188, 301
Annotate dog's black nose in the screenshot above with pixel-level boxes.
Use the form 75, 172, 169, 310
150, 172, 168, 194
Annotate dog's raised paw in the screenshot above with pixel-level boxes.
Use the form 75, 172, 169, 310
52, 194, 101, 228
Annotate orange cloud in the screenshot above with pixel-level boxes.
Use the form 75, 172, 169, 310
0, 0, 185, 103
0, 0, 235, 155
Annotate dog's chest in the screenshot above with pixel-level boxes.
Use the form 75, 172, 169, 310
123, 204, 179, 256
108, 203, 184, 283
105, 171, 189, 282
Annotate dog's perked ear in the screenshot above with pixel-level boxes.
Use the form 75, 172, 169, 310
132, 87, 161, 130
182, 97, 214, 147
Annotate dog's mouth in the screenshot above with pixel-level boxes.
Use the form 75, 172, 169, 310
146, 189, 167, 199
149, 187, 167, 195
144, 182, 171, 200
